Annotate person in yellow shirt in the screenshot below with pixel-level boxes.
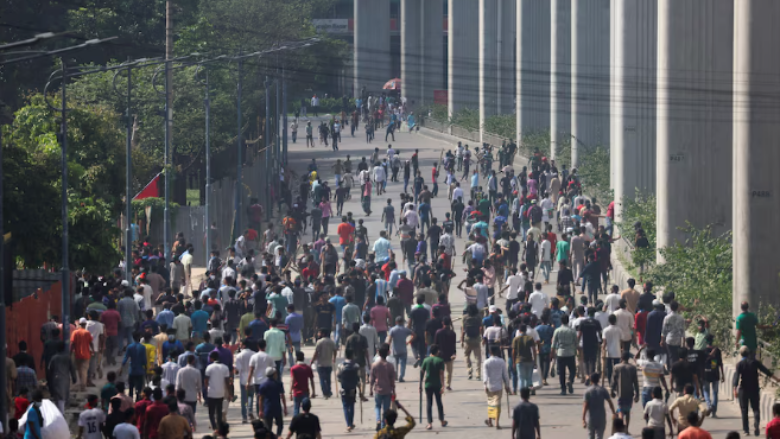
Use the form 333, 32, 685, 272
142, 334, 158, 382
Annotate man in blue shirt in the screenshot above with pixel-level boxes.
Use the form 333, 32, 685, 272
195, 332, 216, 400
24, 390, 44, 439
418, 201, 431, 235
470, 170, 480, 200
122, 332, 147, 398
190, 300, 210, 343
156, 303, 175, 328
645, 300, 667, 352
329, 290, 347, 345
249, 313, 269, 343
285, 304, 304, 366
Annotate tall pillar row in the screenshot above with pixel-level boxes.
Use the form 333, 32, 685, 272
610, 0, 657, 221
354, 0, 390, 97
448, 0, 480, 116
656, 0, 733, 256
571, 0, 610, 168
480, 0, 516, 141
733, 0, 780, 312
401, 0, 444, 107
549, 0, 571, 162
516, 0, 550, 144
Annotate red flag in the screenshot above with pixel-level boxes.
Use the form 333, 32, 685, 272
133, 173, 161, 200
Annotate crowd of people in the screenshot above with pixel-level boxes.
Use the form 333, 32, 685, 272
11, 115, 780, 439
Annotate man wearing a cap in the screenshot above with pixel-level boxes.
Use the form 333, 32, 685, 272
257, 366, 286, 436
70, 318, 94, 391
287, 396, 322, 438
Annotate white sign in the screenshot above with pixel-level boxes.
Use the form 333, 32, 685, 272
312, 19, 350, 34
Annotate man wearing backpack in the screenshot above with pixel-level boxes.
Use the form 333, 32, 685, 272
528, 200, 543, 229
337, 348, 361, 432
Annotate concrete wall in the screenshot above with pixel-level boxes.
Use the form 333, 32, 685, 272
498, 0, 516, 115
516, 0, 551, 141
656, 0, 733, 255
549, 0, 571, 161
571, 0, 610, 168
479, 0, 500, 142
448, 0, 480, 115
422, 0, 445, 105
354, 0, 391, 96
733, 0, 780, 312
400, 0, 422, 105
610, 0, 657, 221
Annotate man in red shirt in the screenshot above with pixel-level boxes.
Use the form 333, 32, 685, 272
634, 308, 649, 346
143, 387, 170, 439
766, 403, 780, 439
134, 387, 153, 431
336, 216, 355, 253
70, 318, 94, 391
101, 301, 122, 366
290, 351, 316, 416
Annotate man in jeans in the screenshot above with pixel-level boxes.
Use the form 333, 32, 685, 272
582, 372, 616, 439
461, 304, 483, 380
634, 345, 670, 408
310, 329, 337, 399
117, 289, 140, 349
733, 345, 780, 436
122, 331, 147, 399
233, 339, 256, 423
370, 343, 396, 431
551, 314, 577, 395
387, 317, 414, 382
337, 348, 360, 432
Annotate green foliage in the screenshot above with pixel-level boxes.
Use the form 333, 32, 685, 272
645, 226, 733, 346
289, 97, 355, 114
132, 197, 180, 222
483, 114, 516, 140
2, 94, 126, 272
615, 192, 657, 271
429, 104, 450, 124
520, 130, 552, 159
449, 108, 480, 132
578, 146, 611, 202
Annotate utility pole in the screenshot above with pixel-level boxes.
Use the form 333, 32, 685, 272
164, 0, 174, 261
265, 76, 271, 221
123, 65, 133, 282
282, 69, 288, 165
203, 69, 211, 264
235, 58, 243, 237
276, 77, 280, 194
58, 58, 70, 344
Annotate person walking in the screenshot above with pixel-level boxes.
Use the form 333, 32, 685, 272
434, 317, 457, 391
337, 348, 360, 432
511, 387, 540, 439
370, 343, 396, 432
70, 318, 94, 391
643, 386, 673, 439
583, 373, 617, 439
702, 334, 723, 417
420, 344, 448, 430
234, 339, 256, 424
634, 345, 670, 408
513, 323, 537, 394
205, 351, 231, 431
461, 304, 484, 381
482, 345, 511, 429
551, 315, 578, 395
310, 329, 337, 400
374, 400, 416, 439
387, 317, 414, 382
290, 351, 316, 416
611, 352, 639, 432
733, 345, 779, 436
669, 385, 708, 436
287, 396, 322, 439
257, 367, 287, 437
122, 332, 148, 399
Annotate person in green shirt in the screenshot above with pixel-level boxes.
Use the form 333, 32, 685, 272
238, 309, 255, 340
420, 344, 448, 430
556, 233, 570, 264
100, 371, 118, 411
735, 302, 769, 353
693, 318, 710, 351
478, 197, 491, 220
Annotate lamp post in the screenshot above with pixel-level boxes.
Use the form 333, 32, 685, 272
112, 62, 133, 282
265, 76, 272, 221
235, 57, 244, 238
196, 66, 212, 264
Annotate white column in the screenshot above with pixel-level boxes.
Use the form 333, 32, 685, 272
401, 0, 422, 105
480, 0, 499, 141
448, 0, 480, 115
733, 0, 780, 312
610, 0, 657, 221
571, 0, 609, 168
421, 0, 444, 105
516, 0, 551, 142
656, 0, 733, 256
550, 0, 571, 162
354, 0, 390, 96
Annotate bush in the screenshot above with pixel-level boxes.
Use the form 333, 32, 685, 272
645, 225, 733, 346
578, 146, 611, 203
290, 97, 355, 114
483, 114, 516, 140
449, 107, 480, 132
615, 191, 657, 271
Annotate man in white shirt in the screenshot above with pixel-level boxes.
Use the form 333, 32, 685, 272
372, 164, 386, 195
204, 351, 231, 429
601, 314, 623, 386
452, 183, 464, 202
504, 268, 524, 311
85, 311, 104, 383
247, 340, 276, 399
527, 283, 549, 318
77, 395, 106, 439
176, 355, 203, 409
482, 345, 511, 428
613, 299, 635, 353
540, 237, 553, 284
233, 339, 257, 423
403, 206, 419, 228
604, 285, 622, 314
386, 145, 396, 161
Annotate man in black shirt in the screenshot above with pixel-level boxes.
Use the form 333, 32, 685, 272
288, 396, 322, 438
577, 308, 602, 379
425, 308, 443, 348
409, 295, 430, 367
702, 334, 723, 417
733, 345, 779, 435
670, 348, 700, 397
451, 197, 465, 237
637, 282, 656, 316
556, 261, 574, 297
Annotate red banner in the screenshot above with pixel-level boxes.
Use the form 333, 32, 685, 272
133, 173, 161, 200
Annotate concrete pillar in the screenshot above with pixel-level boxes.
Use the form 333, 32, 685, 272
656, 0, 733, 255
401, 0, 422, 106
448, 0, 480, 116
421, 0, 444, 105
610, 0, 657, 221
733, 0, 780, 312
571, 0, 609, 168
479, 0, 499, 141
550, 0, 570, 162
498, 0, 516, 115
354, 0, 390, 97
516, 0, 550, 142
